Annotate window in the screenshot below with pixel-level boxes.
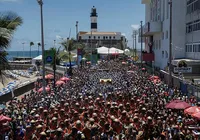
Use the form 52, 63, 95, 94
103, 36, 105, 40
113, 36, 115, 39
109, 36, 112, 39
89, 36, 91, 39
165, 51, 168, 58
166, 0, 169, 19
162, 51, 164, 58
165, 31, 168, 39
106, 36, 108, 39
98, 36, 100, 39
94, 36, 96, 39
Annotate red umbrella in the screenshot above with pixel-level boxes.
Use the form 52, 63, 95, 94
142, 68, 146, 71
56, 80, 65, 86
184, 106, 200, 115
153, 79, 161, 84
149, 76, 160, 80
0, 115, 11, 123
192, 112, 200, 119
38, 87, 50, 93
45, 74, 54, 79
122, 62, 126, 64
166, 100, 191, 109
60, 77, 70, 82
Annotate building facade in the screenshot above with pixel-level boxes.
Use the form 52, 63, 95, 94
78, 6, 127, 50
141, 0, 200, 70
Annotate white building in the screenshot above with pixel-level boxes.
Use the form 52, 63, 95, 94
78, 6, 127, 50
141, 0, 200, 70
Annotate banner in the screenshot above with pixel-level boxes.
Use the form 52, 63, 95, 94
44, 50, 55, 64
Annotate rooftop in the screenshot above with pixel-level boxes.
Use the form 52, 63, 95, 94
79, 31, 121, 36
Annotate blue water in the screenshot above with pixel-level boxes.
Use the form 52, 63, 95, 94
7, 51, 42, 60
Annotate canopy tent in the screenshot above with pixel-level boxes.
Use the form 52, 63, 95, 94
97, 47, 124, 54
32, 55, 42, 65
97, 46, 109, 54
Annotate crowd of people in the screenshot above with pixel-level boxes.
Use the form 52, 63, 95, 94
0, 60, 199, 140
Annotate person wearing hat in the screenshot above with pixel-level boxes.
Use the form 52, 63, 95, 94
39, 131, 47, 140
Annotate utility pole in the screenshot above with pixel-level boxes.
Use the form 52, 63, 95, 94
132, 32, 134, 58
75, 21, 79, 66
134, 31, 137, 60
76, 21, 79, 41
140, 21, 143, 67
169, 0, 173, 87
53, 40, 56, 91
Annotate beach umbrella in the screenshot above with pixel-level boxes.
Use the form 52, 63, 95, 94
149, 76, 160, 80
38, 87, 50, 93
184, 106, 200, 115
192, 112, 200, 119
60, 77, 70, 82
45, 74, 54, 79
142, 68, 146, 71
0, 115, 11, 123
166, 100, 191, 109
56, 80, 65, 86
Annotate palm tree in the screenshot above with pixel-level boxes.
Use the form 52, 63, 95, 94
49, 47, 61, 89
37, 42, 41, 56
0, 12, 23, 84
30, 42, 34, 58
61, 38, 76, 76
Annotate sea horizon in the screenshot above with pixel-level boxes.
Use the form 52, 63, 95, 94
7, 50, 42, 60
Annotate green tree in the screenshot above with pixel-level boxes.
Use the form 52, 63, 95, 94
37, 42, 41, 56
30, 41, 34, 57
0, 12, 23, 85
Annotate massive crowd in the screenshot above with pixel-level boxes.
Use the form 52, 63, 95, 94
0, 60, 199, 140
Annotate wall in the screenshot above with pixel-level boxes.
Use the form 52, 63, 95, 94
0, 81, 34, 103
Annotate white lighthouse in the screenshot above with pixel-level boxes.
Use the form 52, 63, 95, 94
90, 6, 98, 32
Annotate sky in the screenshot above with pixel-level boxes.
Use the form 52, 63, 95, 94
0, 0, 145, 51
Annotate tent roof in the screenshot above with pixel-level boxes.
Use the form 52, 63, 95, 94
32, 55, 42, 60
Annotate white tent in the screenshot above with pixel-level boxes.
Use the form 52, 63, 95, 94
97, 46, 109, 54
32, 55, 42, 65
109, 47, 124, 54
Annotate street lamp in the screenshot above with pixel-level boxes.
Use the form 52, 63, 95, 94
37, 0, 46, 94
168, 0, 173, 88
140, 21, 143, 67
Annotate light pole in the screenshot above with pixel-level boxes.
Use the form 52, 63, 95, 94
169, 0, 173, 88
75, 21, 79, 66
76, 21, 79, 41
140, 21, 143, 67
37, 0, 46, 94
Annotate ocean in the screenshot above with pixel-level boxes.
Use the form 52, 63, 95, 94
7, 51, 42, 60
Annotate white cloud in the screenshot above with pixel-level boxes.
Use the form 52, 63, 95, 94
131, 24, 140, 30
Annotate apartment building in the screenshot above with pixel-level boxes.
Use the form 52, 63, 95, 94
141, 0, 200, 70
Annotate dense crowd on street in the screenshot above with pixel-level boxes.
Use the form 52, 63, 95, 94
0, 60, 199, 140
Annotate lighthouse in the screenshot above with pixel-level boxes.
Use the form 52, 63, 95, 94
90, 6, 98, 32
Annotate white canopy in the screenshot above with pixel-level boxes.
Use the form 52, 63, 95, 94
97, 47, 124, 54
109, 47, 124, 54
32, 55, 42, 65
97, 46, 109, 54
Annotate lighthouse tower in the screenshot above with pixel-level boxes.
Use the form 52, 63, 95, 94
90, 6, 98, 32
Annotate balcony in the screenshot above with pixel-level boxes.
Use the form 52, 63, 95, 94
142, 52, 155, 61
143, 21, 162, 36
141, 0, 150, 4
